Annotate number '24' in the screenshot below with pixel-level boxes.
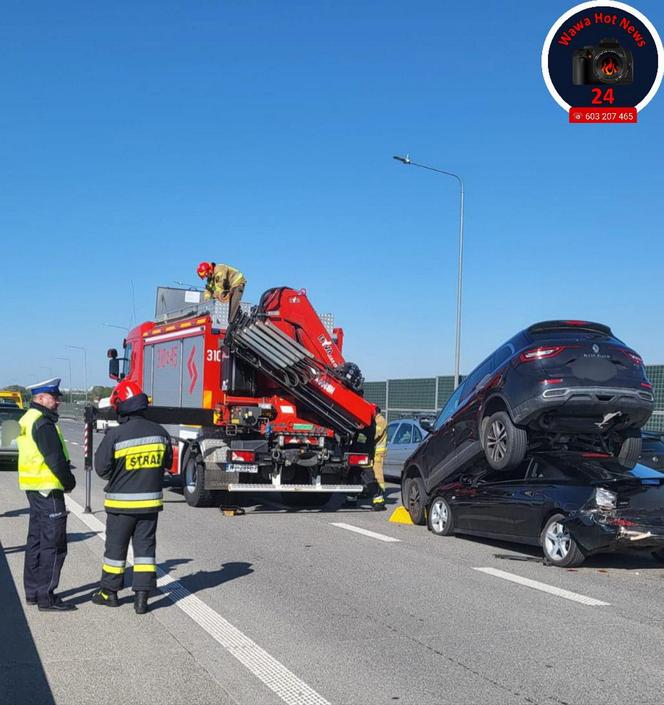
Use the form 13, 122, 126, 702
592, 88, 615, 105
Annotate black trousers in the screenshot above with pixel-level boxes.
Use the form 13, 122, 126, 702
101, 512, 158, 593
24, 490, 68, 607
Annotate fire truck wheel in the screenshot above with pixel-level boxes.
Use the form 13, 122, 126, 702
183, 453, 217, 508
279, 492, 330, 508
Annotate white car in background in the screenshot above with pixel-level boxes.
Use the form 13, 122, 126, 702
95, 397, 119, 433
383, 418, 431, 481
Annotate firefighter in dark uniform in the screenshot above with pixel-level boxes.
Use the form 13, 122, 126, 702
91, 380, 172, 614
17, 378, 77, 611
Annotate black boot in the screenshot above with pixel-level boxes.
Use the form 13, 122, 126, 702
91, 589, 119, 607
134, 591, 149, 615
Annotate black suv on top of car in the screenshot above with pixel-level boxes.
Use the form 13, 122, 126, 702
401, 320, 653, 524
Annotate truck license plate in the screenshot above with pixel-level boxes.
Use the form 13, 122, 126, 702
227, 463, 258, 473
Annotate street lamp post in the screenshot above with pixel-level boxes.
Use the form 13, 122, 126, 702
55, 357, 73, 403
67, 345, 88, 403
393, 154, 465, 390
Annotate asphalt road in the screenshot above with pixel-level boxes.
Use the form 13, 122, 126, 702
3, 418, 664, 705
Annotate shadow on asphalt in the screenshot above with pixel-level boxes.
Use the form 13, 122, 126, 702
163, 482, 404, 515
0, 507, 30, 518
0, 540, 55, 705
147, 561, 254, 611
2, 531, 99, 555
456, 534, 664, 571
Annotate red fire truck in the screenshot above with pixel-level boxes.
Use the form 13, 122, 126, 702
104, 286, 377, 508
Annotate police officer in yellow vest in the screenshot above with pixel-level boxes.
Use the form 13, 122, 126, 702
17, 378, 77, 611
92, 380, 172, 614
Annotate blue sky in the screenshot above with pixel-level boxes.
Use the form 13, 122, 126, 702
1, 1, 663, 390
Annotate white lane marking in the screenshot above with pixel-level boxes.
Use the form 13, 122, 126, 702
64, 495, 330, 705
473, 567, 610, 606
330, 522, 401, 543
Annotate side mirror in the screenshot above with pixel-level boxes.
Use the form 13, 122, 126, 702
420, 418, 433, 432
109, 358, 120, 381
107, 348, 118, 359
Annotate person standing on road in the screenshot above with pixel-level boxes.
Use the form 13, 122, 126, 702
17, 378, 77, 612
369, 409, 388, 511
345, 407, 388, 511
91, 380, 172, 614
197, 261, 247, 322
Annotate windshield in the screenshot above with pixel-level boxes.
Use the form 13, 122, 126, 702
540, 454, 662, 481
0, 407, 23, 450
122, 342, 133, 379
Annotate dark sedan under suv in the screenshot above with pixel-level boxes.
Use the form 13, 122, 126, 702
401, 320, 654, 524
426, 451, 664, 568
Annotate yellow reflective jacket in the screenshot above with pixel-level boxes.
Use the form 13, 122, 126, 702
204, 264, 246, 300
374, 412, 387, 456
17, 408, 70, 491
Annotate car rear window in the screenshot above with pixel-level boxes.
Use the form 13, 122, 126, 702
529, 329, 613, 341
538, 454, 640, 480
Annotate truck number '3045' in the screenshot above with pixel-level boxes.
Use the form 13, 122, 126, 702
206, 349, 222, 362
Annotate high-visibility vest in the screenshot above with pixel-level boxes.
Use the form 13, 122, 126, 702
17, 408, 69, 491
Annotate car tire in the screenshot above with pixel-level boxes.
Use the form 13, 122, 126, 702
618, 436, 642, 469
428, 495, 454, 536
540, 513, 585, 567
183, 451, 217, 508
482, 410, 528, 471
403, 474, 427, 525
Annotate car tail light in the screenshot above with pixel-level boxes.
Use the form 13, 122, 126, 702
582, 452, 610, 458
606, 518, 638, 527
519, 346, 566, 363
230, 450, 256, 462
347, 453, 370, 466
543, 378, 563, 385
564, 320, 589, 326
641, 382, 653, 390
622, 350, 643, 366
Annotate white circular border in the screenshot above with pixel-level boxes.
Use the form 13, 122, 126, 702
541, 0, 664, 112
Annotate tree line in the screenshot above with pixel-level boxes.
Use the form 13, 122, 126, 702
1, 385, 114, 405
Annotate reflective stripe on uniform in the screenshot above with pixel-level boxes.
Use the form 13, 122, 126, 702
105, 492, 163, 501
133, 564, 157, 573
114, 442, 167, 459
114, 436, 168, 452
104, 498, 163, 509
103, 557, 126, 568
102, 564, 125, 574
133, 556, 156, 564
104, 491, 163, 510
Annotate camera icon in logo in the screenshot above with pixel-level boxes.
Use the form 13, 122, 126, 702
572, 38, 634, 85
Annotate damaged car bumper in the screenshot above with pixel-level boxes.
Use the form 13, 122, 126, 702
563, 510, 664, 555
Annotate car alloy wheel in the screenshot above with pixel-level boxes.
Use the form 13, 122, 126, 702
429, 499, 448, 534
544, 521, 572, 561
486, 419, 508, 463
408, 481, 422, 515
